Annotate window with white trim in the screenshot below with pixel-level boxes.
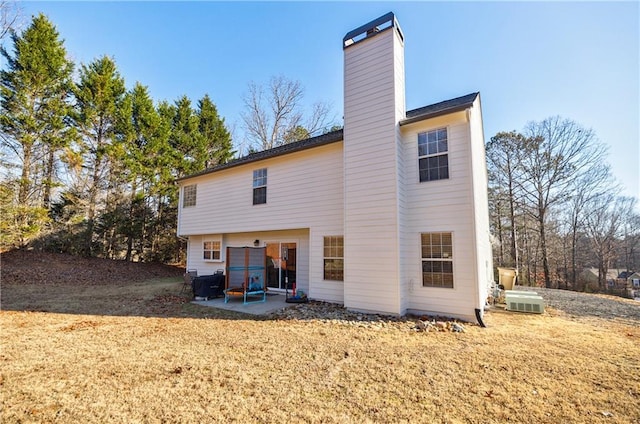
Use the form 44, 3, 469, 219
421, 232, 453, 288
183, 184, 197, 207
253, 168, 267, 205
418, 128, 449, 182
323, 236, 344, 281
203, 240, 221, 261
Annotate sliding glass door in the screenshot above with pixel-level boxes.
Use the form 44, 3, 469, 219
265, 242, 297, 290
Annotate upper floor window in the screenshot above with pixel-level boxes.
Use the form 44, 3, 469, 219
253, 168, 267, 205
418, 128, 449, 182
203, 240, 221, 261
183, 184, 197, 207
421, 232, 454, 288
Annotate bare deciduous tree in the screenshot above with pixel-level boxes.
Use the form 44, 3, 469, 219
584, 195, 635, 290
241, 75, 334, 151
620, 208, 640, 273
517, 116, 608, 288
0, 0, 21, 42
560, 163, 616, 287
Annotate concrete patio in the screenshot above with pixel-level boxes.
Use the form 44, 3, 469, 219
191, 293, 294, 316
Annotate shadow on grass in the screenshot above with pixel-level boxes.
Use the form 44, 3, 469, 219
0, 277, 265, 321
1, 277, 429, 326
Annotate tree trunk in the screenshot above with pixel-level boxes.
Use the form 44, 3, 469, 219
151, 196, 164, 259
18, 145, 32, 205
539, 220, 551, 288
125, 231, 134, 262
537, 196, 552, 288
43, 146, 56, 210
496, 199, 504, 265
598, 260, 607, 291
570, 225, 578, 289
125, 181, 137, 262
508, 175, 518, 268
86, 128, 104, 256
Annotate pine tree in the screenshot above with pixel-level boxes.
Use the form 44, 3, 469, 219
197, 94, 233, 168
0, 13, 73, 246
117, 83, 160, 261
0, 13, 74, 208
168, 95, 201, 177
74, 55, 126, 255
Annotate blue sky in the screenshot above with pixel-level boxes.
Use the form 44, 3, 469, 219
17, 1, 640, 200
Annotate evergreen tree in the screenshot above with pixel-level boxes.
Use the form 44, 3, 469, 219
0, 13, 74, 208
197, 94, 233, 167
168, 95, 201, 177
0, 13, 73, 247
73, 55, 125, 254
117, 83, 160, 261
486, 131, 527, 269
282, 125, 310, 145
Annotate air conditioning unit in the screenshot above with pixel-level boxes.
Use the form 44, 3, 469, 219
505, 290, 538, 296
505, 293, 544, 314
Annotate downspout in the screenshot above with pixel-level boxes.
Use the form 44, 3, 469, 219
475, 308, 486, 328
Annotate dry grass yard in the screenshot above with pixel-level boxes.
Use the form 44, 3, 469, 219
1, 251, 639, 423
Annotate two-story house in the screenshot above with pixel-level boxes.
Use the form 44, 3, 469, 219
177, 12, 493, 323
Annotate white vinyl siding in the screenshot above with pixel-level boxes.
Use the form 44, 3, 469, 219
343, 25, 404, 315
178, 143, 343, 237
467, 97, 493, 311
177, 143, 345, 304
401, 111, 481, 321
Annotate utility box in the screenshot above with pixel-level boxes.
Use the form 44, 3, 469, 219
497, 267, 518, 291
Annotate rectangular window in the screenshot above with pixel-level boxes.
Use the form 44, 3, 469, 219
183, 184, 197, 207
421, 232, 454, 288
253, 168, 267, 205
203, 240, 221, 261
323, 236, 344, 281
418, 128, 449, 182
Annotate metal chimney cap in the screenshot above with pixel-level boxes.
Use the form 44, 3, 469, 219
342, 12, 403, 49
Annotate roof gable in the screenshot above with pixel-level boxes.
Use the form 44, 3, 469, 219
400, 92, 479, 126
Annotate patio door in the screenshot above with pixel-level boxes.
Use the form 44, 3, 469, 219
265, 242, 297, 290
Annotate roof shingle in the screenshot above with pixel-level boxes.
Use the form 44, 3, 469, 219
401, 92, 479, 126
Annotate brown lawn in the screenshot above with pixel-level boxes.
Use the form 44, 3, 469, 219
1, 250, 639, 423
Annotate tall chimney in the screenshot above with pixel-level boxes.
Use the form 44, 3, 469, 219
342, 12, 406, 314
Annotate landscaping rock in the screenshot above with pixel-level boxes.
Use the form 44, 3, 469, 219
270, 300, 469, 333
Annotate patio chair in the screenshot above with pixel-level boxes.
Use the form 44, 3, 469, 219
181, 269, 198, 295
224, 272, 266, 304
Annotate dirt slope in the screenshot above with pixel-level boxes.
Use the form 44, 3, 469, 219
1, 249, 183, 286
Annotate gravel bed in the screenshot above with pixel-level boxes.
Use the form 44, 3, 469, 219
270, 287, 640, 329
269, 300, 468, 332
